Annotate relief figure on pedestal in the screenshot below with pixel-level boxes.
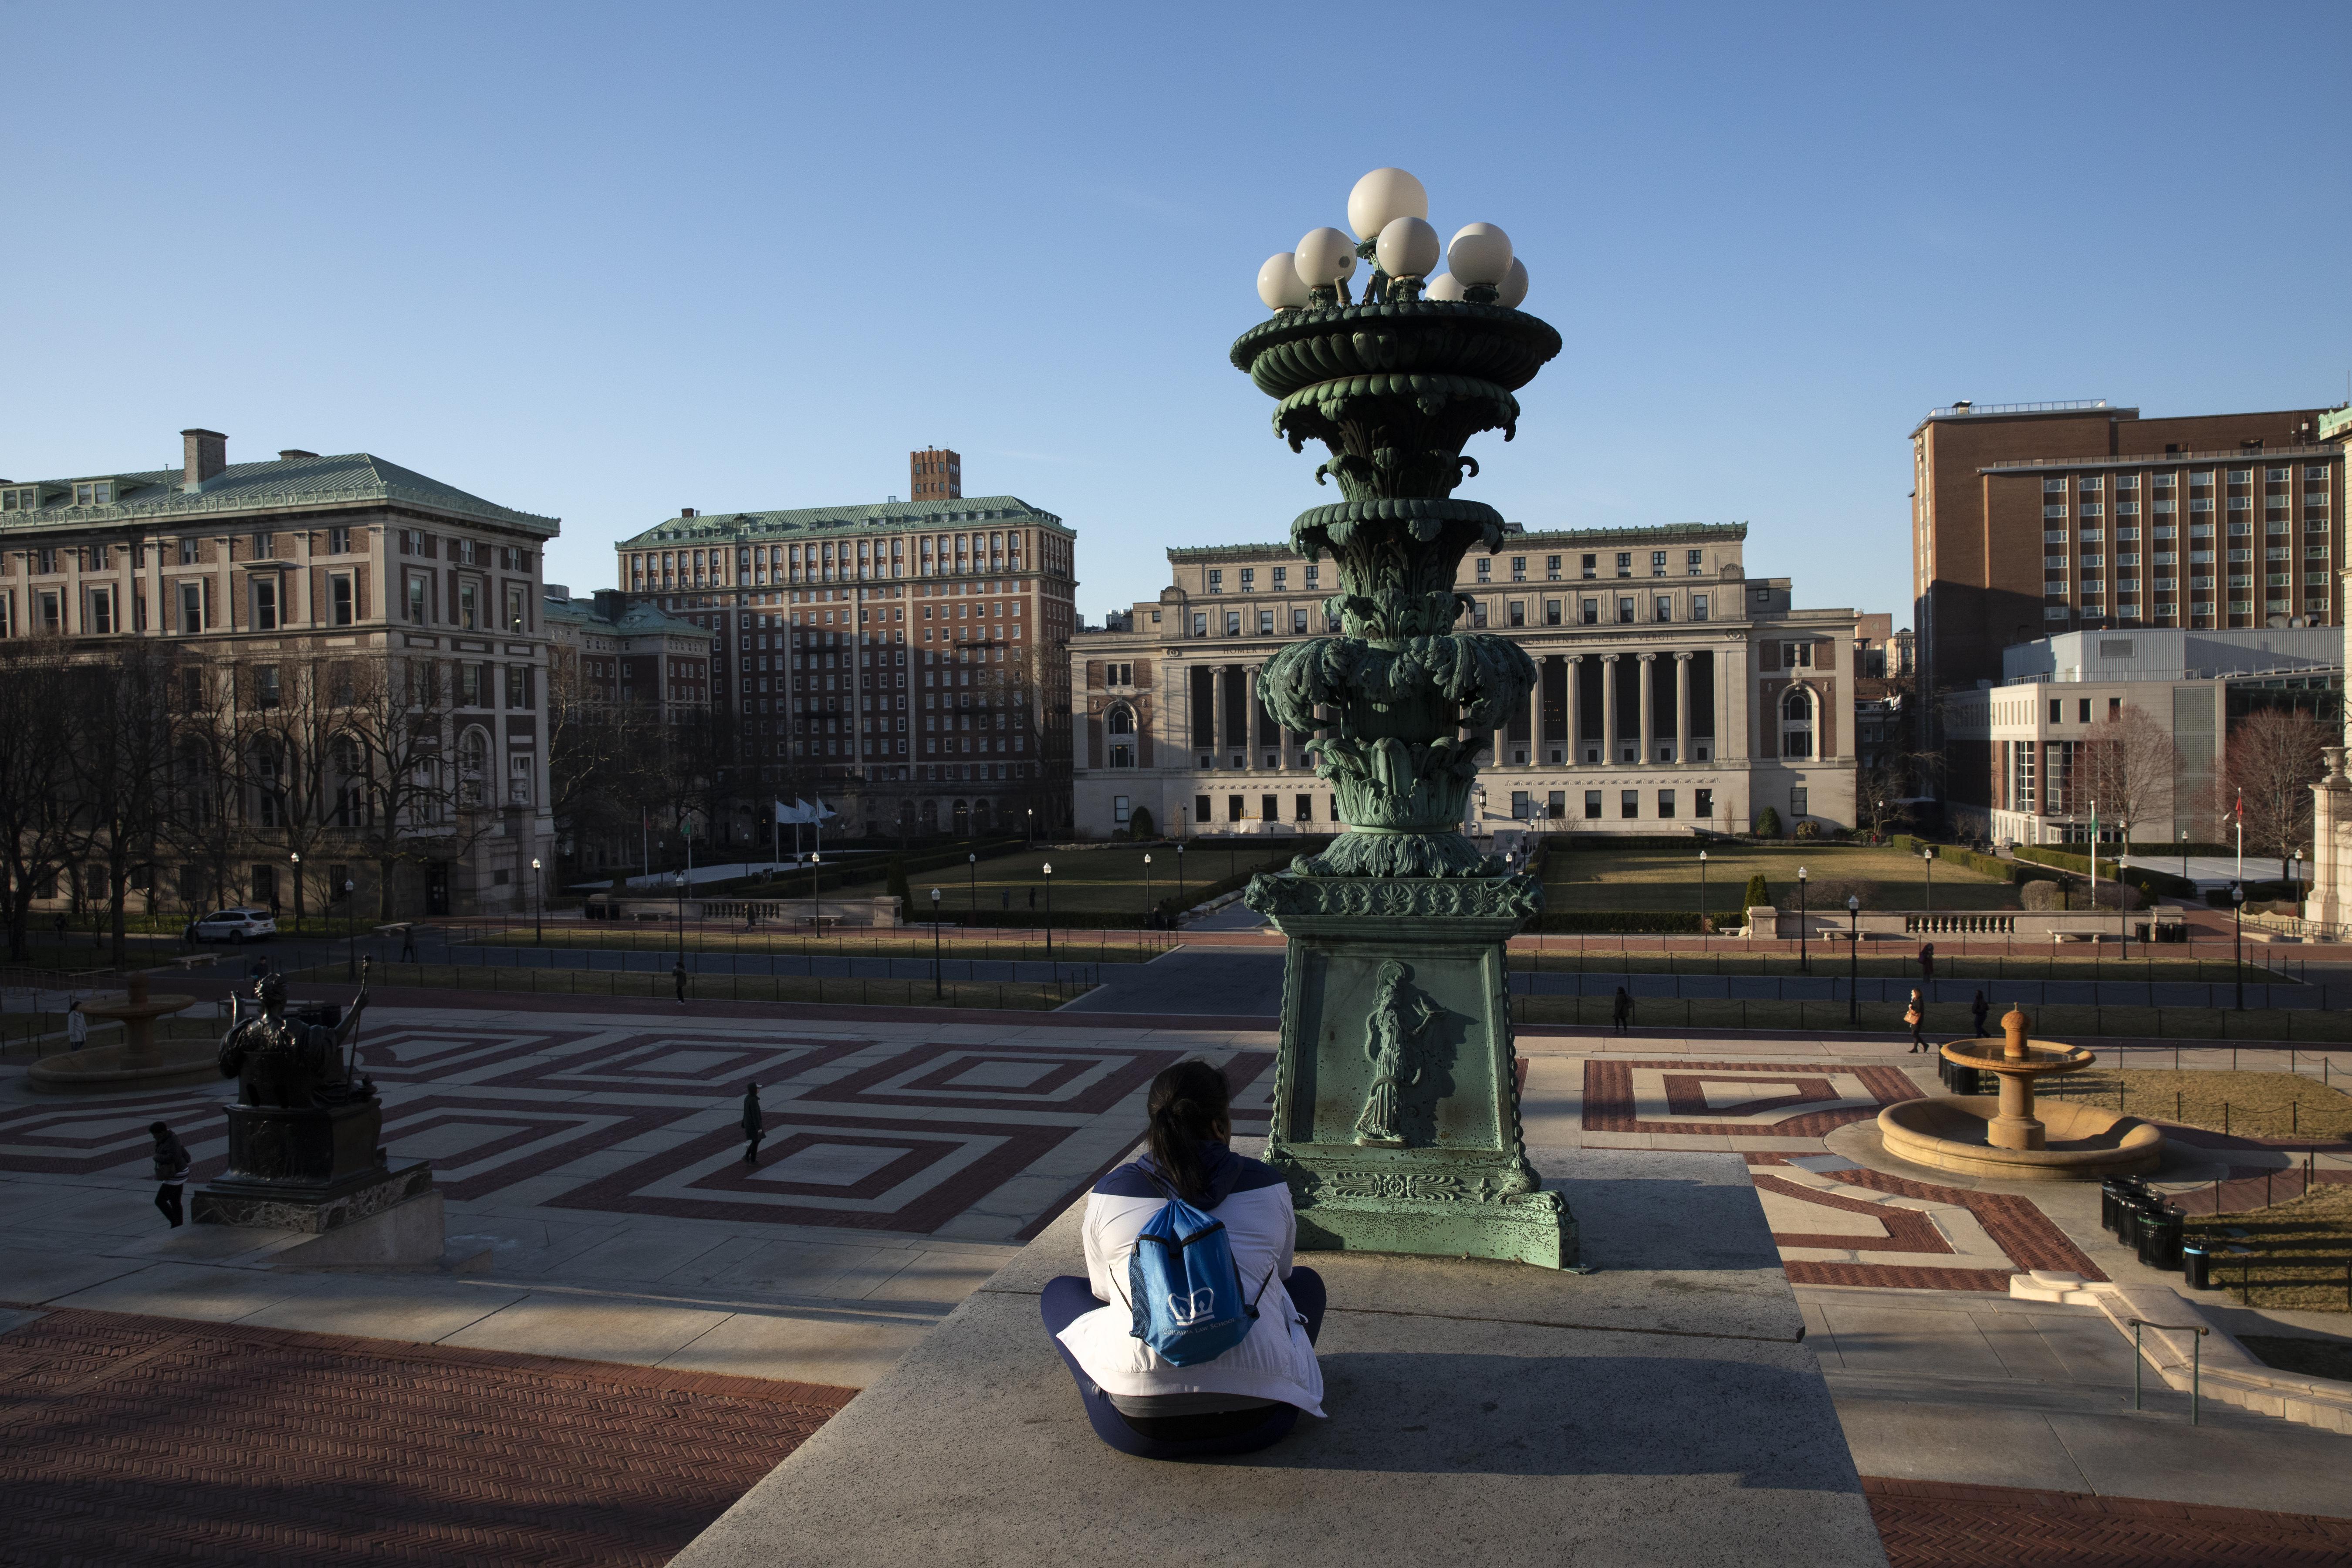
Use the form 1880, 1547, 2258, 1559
1353, 961, 1443, 1147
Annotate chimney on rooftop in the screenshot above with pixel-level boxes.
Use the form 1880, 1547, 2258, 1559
278, 449, 317, 462
181, 429, 227, 491
681, 507, 698, 518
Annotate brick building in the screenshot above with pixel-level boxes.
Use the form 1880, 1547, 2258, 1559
0, 429, 558, 917
611, 458, 1079, 844
1909, 399, 2344, 715
1070, 523, 1859, 841
909, 447, 961, 503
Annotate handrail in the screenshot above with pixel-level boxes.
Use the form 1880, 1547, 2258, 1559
2129, 1318, 2212, 1423
1927, 399, 2110, 419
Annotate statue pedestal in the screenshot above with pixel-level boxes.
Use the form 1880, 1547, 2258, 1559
194, 1099, 432, 1233
1248, 871, 1575, 1270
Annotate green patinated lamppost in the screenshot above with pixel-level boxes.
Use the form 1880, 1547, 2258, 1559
1238, 167, 1572, 1269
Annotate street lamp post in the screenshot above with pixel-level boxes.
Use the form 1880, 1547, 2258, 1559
531, 857, 543, 945
1176, 842, 1186, 919
2232, 882, 2244, 1010
929, 888, 943, 997
808, 852, 821, 928
1041, 862, 1054, 963
1846, 894, 1860, 1026
675, 872, 687, 965
1922, 845, 1936, 921
1699, 849, 1708, 948
289, 851, 303, 951
1142, 852, 1153, 944
342, 878, 355, 981
1025, 807, 1034, 846
967, 852, 978, 918
1798, 864, 1809, 974
2181, 830, 2190, 884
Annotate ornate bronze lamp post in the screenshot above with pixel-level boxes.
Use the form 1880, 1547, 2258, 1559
1239, 168, 1571, 1268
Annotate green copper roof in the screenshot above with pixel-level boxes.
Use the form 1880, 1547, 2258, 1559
0, 451, 558, 534
614, 494, 1065, 551
1168, 521, 1747, 561
542, 592, 710, 640
0, 451, 555, 536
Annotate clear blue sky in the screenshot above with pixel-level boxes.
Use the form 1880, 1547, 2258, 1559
7, 3, 2347, 628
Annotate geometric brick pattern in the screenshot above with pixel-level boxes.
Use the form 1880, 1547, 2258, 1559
1582, 1059, 1921, 1137
1746, 1155, 2108, 1292
1864, 1477, 2352, 1568
0, 1306, 852, 1568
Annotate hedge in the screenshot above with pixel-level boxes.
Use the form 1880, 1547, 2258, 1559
1889, 836, 2046, 885
2205, 881, 2300, 909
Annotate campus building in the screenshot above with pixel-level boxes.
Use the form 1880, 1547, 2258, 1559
1939, 626, 2344, 847
611, 456, 1080, 844
0, 429, 558, 916
1069, 524, 1859, 841
1909, 399, 2345, 716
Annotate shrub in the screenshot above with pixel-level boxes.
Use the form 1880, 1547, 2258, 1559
2021, 879, 2070, 912
1793, 818, 1822, 840
1128, 806, 1155, 841
1527, 910, 1750, 934
1755, 807, 1783, 838
1742, 873, 1771, 910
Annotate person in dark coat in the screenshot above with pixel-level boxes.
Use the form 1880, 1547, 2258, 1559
1971, 990, 1990, 1038
741, 1084, 764, 1166
150, 1123, 191, 1227
1918, 943, 1936, 983
673, 959, 689, 1006
1611, 987, 1633, 1035
1906, 989, 1928, 1053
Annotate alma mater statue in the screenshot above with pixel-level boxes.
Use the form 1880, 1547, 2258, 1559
218, 969, 375, 1108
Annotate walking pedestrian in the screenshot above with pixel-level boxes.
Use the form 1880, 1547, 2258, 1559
248, 954, 272, 984
150, 1123, 190, 1227
66, 996, 88, 1052
741, 1084, 764, 1166
52, 912, 68, 942
1612, 986, 1633, 1035
1970, 990, 1989, 1038
399, 923, 419, 962
1027, 887, 1037, 911
1918, 942, 1936, 984
673, 959, 689, 1007
1905, 988, 1927, 1053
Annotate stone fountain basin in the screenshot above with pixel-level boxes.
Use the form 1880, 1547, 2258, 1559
27, 990, 213, 1095
1878, 1096, 2164, 1181
1940, 1038, 2094, 1078
76, 992, 197, 1026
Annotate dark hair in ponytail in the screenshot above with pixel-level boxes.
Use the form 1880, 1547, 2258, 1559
1143, 1059, 1231, 1203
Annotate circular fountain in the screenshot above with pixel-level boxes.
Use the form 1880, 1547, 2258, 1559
27, 973, 211, 1094
1876, 1006, 2163, 1180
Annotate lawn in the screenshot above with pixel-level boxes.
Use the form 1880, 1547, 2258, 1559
2037, 1068, 2352, 1140
1542, 842, 2021, 915
1504, 993, 2352, 1043
824, 841, 1318, 916
2187, 1184, 2352, 1314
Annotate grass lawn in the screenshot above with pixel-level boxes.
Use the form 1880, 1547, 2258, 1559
823, 841, 1315, 916
2038, 1068, 2352, 1140
1506, 946, 2276, 983
1505, 993, 2352, 1043
2187, 1185, 2352, 1314
1542, 842, 2021, 914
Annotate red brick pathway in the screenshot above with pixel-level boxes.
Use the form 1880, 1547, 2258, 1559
0, 1307, 853, 1568
1866, 1478, 2352, 1567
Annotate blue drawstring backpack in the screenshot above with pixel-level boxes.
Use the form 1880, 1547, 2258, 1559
1120, 1174, 1274, 1367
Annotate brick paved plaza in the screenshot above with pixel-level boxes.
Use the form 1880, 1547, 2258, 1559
2, 988, 2347, 1564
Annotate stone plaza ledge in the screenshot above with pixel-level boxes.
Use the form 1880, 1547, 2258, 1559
670, 1149, 1887, 1568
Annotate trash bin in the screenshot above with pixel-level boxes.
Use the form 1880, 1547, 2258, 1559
2180, 1244, 2213, 1291
2137, 1205, 2185, 1271
2100, 1180, 2128, 1234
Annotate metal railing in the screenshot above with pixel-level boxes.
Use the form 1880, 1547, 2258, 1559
2129, 1319, 2210, 1423
1997, 661, 2342, 688
1927, 399, 2110, 420
1978, 443, 2342, 472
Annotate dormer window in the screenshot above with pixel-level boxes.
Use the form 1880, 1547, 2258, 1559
72, 482, 112, 506
0, 487, 36, 511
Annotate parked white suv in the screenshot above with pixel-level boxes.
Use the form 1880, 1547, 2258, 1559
186, 907, 277, 944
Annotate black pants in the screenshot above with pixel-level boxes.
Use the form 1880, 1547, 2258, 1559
155, 1183, 184, 1227
675, 977, 688, 1003
743, 1132, 763, 1166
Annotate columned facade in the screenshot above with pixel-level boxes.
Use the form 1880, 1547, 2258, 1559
1071, 524, 1858, 840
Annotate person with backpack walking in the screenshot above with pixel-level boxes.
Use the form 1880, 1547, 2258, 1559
740, 1084, 764, 1166
1905, 988, 1928, 1053
1971, 990, 1989, 1038
1612, 987, 1633, 1035
1041, 1060, 1324, 1460
150, 1123, 191, 1227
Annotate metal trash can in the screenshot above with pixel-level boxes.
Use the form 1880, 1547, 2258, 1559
2180, 1244, 2213, 1291
2137, 1205, 2185, 1271
2100, 1180, 2128, 1235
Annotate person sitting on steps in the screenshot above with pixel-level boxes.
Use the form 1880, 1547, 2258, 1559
1041, 1060, 1325, 1460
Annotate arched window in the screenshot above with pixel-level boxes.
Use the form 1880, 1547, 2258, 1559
458, 727, 491, 807
1106, 703, 1137, 769
1780, 688, 1815, 760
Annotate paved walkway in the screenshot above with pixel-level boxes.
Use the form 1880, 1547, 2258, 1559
1865, 1478, 2352, 1567
0, 1304, 850, 1568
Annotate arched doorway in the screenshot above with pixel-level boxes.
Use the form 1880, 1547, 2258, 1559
972, 799, 992, 832
952, 800, 970, 835
921, 798, 940, 834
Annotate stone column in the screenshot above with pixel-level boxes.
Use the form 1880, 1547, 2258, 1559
1564, 655, 1582, 765
1211, 664, 1228, 765
1600, 655, 1619, 765
1637, 653, 1656, 766
1245, 666, 1262, 770
1674, 652, 1692, 766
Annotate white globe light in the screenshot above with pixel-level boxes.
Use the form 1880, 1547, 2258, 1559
1375, 215, 1440, 279
1347, 167, 1429, 240
1293, 227, 1359, 287
1257, 253, 1311, 308
1447, 222, 1514, 287
1497, 256, 1529, 309
1423, 271, 1466, 301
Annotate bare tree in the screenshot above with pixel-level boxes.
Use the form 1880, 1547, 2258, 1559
2079, 703, 2177, 851
0, 645, 79, 960
61, 644, 183, 966
2208, 708, 2326, 882
339, 657, 490, 918
243, 655, 358, 934
159, 667, 254, 921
